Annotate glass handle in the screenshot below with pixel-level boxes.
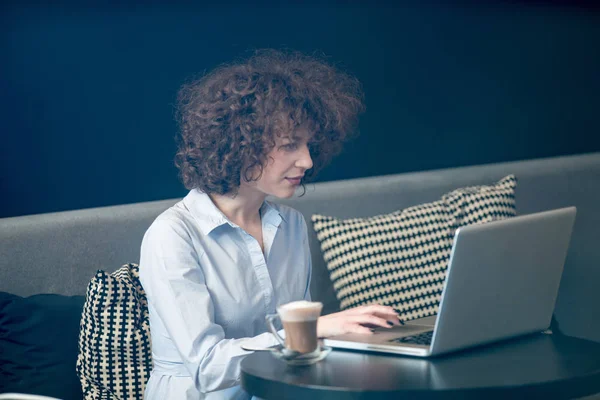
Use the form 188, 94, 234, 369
265, 313, 286, 347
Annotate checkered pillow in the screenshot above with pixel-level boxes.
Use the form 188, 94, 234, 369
76, 263, 152, 400
311, 175, 517, 321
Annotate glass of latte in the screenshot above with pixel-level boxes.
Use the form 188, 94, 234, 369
266, 300, 323, 354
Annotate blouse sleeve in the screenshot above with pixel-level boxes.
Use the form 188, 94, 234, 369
139, 218, 279, 394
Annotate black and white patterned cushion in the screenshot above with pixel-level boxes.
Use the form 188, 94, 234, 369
76, 263, 152, 400
311, 175, 517, 321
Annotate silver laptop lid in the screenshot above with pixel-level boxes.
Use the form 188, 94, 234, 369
430, 207, 576, 356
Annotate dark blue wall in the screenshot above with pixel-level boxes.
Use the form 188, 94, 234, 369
1, 1, 599, 218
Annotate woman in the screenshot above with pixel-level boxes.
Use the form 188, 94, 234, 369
139, 49, 402, 399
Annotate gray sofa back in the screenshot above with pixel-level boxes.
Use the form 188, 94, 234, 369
1, 152, 599, 342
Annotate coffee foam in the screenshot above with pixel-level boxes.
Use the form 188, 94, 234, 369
277, 301, 323, 322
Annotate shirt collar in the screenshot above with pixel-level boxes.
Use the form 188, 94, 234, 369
183, 189, 285, 236
261, 199, 285, 228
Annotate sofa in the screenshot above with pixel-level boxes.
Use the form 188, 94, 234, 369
1, 152, 599, 400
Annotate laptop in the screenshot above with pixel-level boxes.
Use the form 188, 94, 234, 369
323, 207, 577, 357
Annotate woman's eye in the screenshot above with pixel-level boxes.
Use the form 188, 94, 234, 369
281, 142, 299, 151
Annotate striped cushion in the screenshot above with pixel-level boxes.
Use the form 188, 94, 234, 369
311, 175, 517, 321
76, 263, 152, 400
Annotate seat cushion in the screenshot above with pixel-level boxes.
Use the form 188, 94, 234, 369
311, 175, 517, 321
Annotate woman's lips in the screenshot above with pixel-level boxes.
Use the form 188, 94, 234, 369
285, 177, 302, 185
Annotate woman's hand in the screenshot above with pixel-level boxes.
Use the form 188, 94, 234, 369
316, 304, 404, 338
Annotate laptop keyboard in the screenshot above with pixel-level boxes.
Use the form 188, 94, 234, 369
391, 330, 434, 346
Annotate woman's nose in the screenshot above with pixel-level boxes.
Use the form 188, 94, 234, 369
296, 144, 313, 170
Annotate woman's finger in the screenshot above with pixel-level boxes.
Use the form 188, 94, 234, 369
392, 308, 406, 325
339, 304, 405, 325
354, 304, 396, 316
352, 305, 403, 324
350, 314, 393, 329
374, 306, 405, 325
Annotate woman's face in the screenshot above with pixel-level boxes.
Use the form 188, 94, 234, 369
242, 126, 314, 199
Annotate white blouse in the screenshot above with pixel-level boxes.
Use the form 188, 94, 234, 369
139, 189, 312, 399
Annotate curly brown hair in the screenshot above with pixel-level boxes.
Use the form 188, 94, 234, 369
174, 49, 365, 195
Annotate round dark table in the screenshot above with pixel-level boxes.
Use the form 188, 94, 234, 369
241, 333, 600, 399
